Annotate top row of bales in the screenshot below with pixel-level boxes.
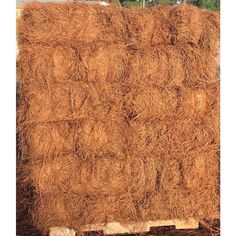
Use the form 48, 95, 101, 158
18, 3, 219, 51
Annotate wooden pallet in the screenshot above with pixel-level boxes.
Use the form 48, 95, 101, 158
49, 218, 199, 235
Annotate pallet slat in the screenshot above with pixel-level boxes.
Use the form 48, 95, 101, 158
49, 218, 199, 235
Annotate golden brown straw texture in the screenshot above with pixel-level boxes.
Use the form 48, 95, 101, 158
17, 2, 220, 234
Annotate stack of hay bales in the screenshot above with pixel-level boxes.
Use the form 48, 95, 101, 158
17, 2, 220, 234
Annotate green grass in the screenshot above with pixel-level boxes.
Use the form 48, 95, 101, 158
122, 0, 159, 8
120, 0, 220, 11
109, 0, 122, 5
123, 1, 141, 8
200, 0, 220, 11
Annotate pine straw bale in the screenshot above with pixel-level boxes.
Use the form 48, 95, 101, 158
30, 154, 80, 193
18, 3, 219, 48
151, 4, 172, 46
94, 6, 129, 45
177, 82, 220, 120
77, 5, 128, 46
146, 152, 219, 220
77, 156, 129, 195
170, 4, 203, 45
159, 120, 219, 152
26, 121, 79, 160
128, 46, 185, 87
33, 193, 140, 233
200, 11, 220, 52
30, 154, 129, 195
18, 3, 131, 46
26, 112, 126, 161
85, 45, 129, 85
17, 44, 54, 87
53, 46, 79, 82
177, 89, 208, 119
128, 47, 169, 87
23, 83, 86, 123
183, 152, 219, 192
178, 45, 218, 87
126, 156, 157, 197
32, 193, 77, 233
17, 44, 86, 86
42, 155, 156, 197
128, 45, 218, 89
159, 157, 182, 192
125, 86, 178, 121
121, 8, 156, 46
129, 119, 219, 161
169, 6, 219, 53
173, 152, 219, 219
18, 3, 106, 45
77, 116, 126, 157
127, 121, 159, 155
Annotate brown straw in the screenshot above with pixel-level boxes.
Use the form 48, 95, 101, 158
17, 2, 220, 234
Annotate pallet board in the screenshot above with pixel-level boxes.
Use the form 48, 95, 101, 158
50, 218, 199, 235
